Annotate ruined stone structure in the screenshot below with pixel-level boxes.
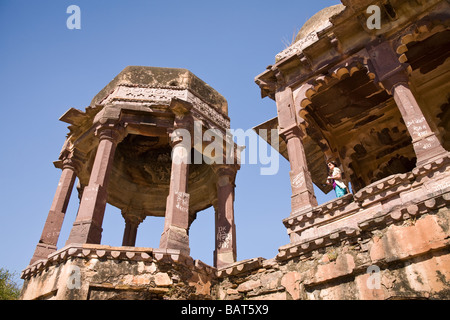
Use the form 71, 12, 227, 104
21, 0, 450, 300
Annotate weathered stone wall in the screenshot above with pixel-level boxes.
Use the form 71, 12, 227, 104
21, 206, 449, 300
21, 246, 217, 300
215, 207, 450, 300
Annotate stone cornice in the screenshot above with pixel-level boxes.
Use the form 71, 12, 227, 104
277, 227, 359, 261
60, 83, 231, 147
102, 83, 231, 129
21, 243, 269, 281
354, 172, 415, 206
21, 244, 216, 280
255, 0, 447, 98
277, 188, 450, 262
283, 193, 355, 231
216, 258, 265, 278
278, 155, 450, 261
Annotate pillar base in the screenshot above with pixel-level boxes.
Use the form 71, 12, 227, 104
159, 225, 190, 256
291, 191, 318, 214
416, 148, 450, 168
30, 243, 57, 265
66, 220, 103, 245
214, 250, 236, 269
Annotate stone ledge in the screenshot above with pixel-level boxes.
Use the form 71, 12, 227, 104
358, 189, 450, 231
283, 193, 354, 229
277, 227, 359, 261
283, 159, 450, 244
277, 189, 450, 262
21, 243, 267, 281
216, 258, 265, 278
354, 172, 415, 206
412, 153, 450, 178
21, 244, 216, 280
283, 172, 417, 235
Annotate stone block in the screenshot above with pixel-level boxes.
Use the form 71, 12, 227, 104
154, 273, 173, 287
281, 272, 302, 300
237, 279, 261, 293
310, 254, 355, 285
369, 214, 449, 263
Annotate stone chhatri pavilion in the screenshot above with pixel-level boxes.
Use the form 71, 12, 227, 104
21, 66, 240, 299
21, 0, 450, 300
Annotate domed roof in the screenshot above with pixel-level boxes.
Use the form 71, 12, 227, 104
91, 66, 228, 115
294, 4, 345, 43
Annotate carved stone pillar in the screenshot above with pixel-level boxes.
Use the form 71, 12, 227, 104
276, 86, 318, 216
159, 99, 193, 255
30, 157, 77, 264
212, 165, 238, 268
368, 42, 448, 166
122, 211, 145, 247
66, 123, 126, 245
388, 74, 447, 165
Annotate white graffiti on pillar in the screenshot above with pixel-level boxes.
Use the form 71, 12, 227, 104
422, 136, 437, 150
175, 191, 189, 213
291, 172, 305, 189
217, 226, 232, 249
406, 117, 430, 140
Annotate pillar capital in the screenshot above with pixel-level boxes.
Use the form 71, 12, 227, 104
170, 98, 194, 131
170, 97, 193, 117
121, 209, 146, 226
272, 67, 287, 88
168, 127, 193, 149
212, 164, 238, 183
275, 86, 297, 130
121, 209, 145, 247
94, 122, 128, 145
379, 68, 410, 95
53, 154, 80, 173
53, 141, 85, 174
278, 124, 304, 142
366, 40, 409, 94
168, 99, 194, 150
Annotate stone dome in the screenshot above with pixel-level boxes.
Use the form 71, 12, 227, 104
294, 4, 345, 43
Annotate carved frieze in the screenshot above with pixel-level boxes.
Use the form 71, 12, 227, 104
102, 84, 230, 129
276, 32, 320, 62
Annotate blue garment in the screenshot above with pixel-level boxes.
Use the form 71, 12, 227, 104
334, 184, 347, 197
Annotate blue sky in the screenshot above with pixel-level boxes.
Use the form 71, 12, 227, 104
0, 0, 341, 284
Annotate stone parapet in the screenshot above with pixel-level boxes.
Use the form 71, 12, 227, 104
20, 244, 217, 300
283, 157, 450, 244
278, 189, 450, 261
216, 207, 450, 300
21, 244, 216, 281
277, 227, 359, 261
216, 258, 265, 278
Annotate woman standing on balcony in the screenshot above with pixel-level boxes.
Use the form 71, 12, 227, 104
326, 160, 348, 198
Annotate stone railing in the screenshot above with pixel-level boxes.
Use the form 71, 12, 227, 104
277, 154, 450, 261
283, 193, 355, 235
